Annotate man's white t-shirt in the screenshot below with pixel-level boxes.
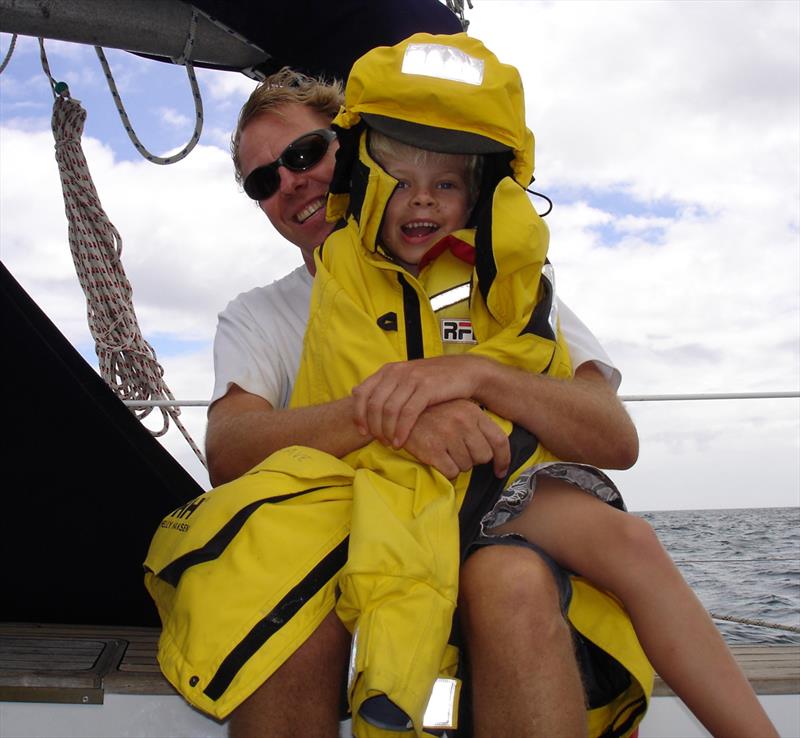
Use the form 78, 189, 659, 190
211, 266, 621, 409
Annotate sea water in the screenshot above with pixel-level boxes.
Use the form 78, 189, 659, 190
637, 506, 800, 645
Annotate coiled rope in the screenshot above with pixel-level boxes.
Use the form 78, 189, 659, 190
94, 7, 204, 165
39, 39, 206, 468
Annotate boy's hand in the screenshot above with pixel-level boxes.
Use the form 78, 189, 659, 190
352, 355, 487, 447
402, 399, 510, 479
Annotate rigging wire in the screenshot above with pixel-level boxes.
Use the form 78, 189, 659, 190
38, 38, 207, 469
120, 391, 800, 408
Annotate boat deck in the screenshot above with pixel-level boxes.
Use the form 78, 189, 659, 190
1, 622, 798, 704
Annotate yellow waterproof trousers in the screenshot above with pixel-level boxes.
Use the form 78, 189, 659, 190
145, 443, 652, 736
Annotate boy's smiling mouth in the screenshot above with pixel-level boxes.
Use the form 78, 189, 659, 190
401, 221, 440, 241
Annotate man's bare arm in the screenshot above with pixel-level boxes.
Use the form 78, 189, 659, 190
353, 356, 638, 470
206, 384, 370, 486
206, 383, 511, 486
473, 361, 638, 470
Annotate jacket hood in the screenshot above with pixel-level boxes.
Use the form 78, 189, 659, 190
327, 32, 535, 227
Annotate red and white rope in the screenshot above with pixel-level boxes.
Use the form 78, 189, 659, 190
40, 40, 207, 468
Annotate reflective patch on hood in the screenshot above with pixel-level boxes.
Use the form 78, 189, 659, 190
402, 43, 484, 86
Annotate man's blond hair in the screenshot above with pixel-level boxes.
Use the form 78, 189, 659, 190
231, 67, 344, 185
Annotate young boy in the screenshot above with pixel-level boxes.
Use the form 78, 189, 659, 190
290, 32, 778, 738
289, 32, 643, 737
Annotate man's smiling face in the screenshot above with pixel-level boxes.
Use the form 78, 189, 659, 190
238, 103, 339, 269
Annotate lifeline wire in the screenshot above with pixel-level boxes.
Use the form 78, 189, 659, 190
39, 39, 206, 468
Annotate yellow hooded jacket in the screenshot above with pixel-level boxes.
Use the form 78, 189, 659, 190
293, 129, 569, 738
291, 32, 651, 737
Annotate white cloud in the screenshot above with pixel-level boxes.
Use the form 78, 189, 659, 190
159, 106, 191, 128
201, 67, 259, 103
1, 126, 302, 340
470, 0, 799, 212
616, 398, 799, 511
204, 124, 236, 149
461, 1, 800, 399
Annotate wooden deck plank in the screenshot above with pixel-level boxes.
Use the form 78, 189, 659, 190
2, 623, 798, 700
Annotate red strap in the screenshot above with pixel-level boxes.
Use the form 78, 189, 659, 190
419, 234, 475, 270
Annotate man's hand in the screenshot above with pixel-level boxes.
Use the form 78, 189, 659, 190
402, 399, 510, 480
353, 355, 639, 472
352, 355, 488, 448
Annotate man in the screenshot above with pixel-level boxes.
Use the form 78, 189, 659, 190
205, 69, 640, 738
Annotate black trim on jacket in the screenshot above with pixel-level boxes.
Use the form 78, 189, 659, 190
399, 273, 424, 360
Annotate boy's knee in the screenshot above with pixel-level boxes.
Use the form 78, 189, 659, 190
616, 514, 664, 560
460, 544, 563, 621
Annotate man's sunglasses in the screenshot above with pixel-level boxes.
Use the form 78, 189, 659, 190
243, 128, 337, 201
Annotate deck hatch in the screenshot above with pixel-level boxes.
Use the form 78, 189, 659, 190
0, 635, 127, 705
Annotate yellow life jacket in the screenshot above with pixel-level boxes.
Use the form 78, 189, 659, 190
289, 117, 573, 735
287, 31, 650, 735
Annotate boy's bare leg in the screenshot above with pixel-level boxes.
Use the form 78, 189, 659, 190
493, 478, 779, 738
229, 611, 350, 738
459, 544, 588, 738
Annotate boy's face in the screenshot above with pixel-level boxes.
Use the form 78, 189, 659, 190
379, 151, 471, 275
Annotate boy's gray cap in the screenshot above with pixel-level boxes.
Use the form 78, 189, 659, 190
362, 113, 511, 155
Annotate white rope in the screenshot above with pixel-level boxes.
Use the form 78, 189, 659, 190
710, 612, 800, 634
0, 33, 17, 74
38, 38, 58, 95
94, 8, 204, 165
39, 39, 207, 468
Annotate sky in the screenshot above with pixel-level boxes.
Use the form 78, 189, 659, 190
0, 0, 798, 511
